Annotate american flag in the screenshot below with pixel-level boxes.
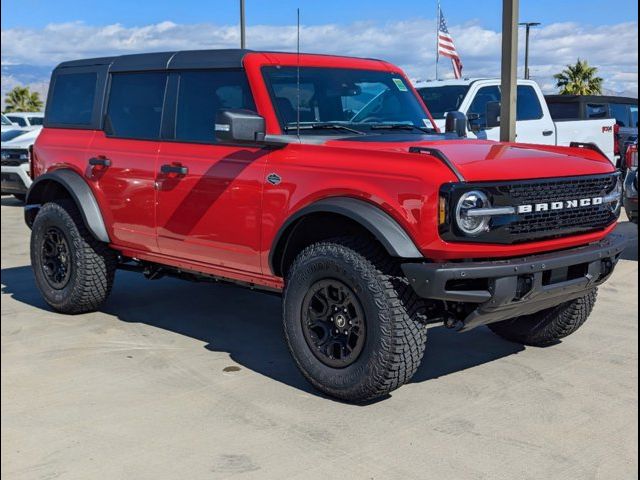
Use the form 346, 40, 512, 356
437, 5, 463, 79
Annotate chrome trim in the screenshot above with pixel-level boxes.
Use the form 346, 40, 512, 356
466, 207, 516, 217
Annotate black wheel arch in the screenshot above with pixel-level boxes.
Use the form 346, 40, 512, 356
269, 197, 423, 277
25, 169, 110, 243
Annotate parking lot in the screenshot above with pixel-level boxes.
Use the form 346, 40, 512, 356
1, 195, 637, 479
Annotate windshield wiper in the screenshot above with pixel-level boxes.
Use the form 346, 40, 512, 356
284, 123, 365, 135
369, 123, 430, 133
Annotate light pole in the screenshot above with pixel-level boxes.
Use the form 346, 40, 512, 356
500, 0, 519, 142
519, 22, 541, 79
240, 0, 246, 49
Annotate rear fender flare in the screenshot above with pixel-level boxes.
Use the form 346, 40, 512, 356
25, 169, 110, 243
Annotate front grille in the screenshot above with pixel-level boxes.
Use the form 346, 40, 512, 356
504, 175, 618, 241
440, 173, 620, 245
1, 149, 29, 166
504, 175, 617, 204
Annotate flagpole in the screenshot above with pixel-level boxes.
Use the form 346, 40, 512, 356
435, 1, 440, 80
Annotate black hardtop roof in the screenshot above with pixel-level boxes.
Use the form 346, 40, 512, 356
544, 94, 638, 104
54, 49, 386, 73
56, 49, 254, 72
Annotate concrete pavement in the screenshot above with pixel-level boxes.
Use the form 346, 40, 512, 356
1, 196, 638, 480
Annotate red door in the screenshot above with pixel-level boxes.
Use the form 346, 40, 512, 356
155, 143, 269, 274
86, 131, 159, 252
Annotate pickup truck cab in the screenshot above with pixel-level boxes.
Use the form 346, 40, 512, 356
416, 79, 616, 163
26, 50, 626, 402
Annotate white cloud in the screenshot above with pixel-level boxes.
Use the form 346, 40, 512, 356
1, 18, 637, 99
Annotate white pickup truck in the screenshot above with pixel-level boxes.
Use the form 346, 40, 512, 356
415, 79, 616, 163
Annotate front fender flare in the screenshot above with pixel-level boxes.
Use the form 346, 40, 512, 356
269, 197, 423, 275
25, 169, 110, 243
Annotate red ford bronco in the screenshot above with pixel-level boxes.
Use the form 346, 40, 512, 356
26, 50, 626, 402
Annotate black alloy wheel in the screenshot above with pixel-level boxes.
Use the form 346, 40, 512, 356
40, 226, 72, 289
301, 279, 366, 368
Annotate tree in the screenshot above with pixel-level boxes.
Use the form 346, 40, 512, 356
4, 86, 44, 113
553, 59, 604, 95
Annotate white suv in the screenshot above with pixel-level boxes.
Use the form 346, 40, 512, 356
1, 128, 40, 201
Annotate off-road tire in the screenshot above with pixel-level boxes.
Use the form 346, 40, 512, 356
31, 199, 117, 314
488, 290, 597, 347
283, 238, 427, 403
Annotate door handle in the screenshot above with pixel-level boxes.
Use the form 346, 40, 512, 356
542, 130, 554, 137
88, 156, 111, 167
160, 164, 188, 175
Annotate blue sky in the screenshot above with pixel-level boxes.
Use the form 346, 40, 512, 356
1, 0, 638, 100
1, 0, 637, 30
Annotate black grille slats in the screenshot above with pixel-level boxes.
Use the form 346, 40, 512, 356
1, 149, 29, 166
502, 174, 618, 242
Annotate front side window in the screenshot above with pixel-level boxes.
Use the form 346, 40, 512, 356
47, 72, 97, 125
468, 86, 501, 128
586, 103, 608, 119
610, 103, 630, 127
262, 67, 433, 134
175, 70, 256, 143
418, 86, 470, 119
106, 72, 167, 139
7, 116, 27, 127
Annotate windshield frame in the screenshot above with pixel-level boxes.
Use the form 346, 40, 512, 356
261, 66, 437, 135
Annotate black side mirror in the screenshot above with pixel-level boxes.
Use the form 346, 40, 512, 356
215, 109, 266, 144
466, 113, 481, 132
445, 111, 467, 138
486, 101, 501, 128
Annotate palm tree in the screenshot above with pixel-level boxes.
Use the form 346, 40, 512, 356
554, 59, 604, 95
4, 86, 44, 113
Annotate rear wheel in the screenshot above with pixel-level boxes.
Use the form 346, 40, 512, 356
31, 200, 117, 314
488, 290, 597, 346
283, 238, 427, 403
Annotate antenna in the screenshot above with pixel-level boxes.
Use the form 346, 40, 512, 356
296, 8, 301, 139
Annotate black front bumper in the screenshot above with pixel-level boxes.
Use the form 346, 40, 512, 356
1, 172, 28, 194
402, 231, 627, 331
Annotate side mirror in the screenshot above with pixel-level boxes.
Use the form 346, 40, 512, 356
445, 111, 467, 138
486, 101, 501, 128
215, 109, 266, 144
466, 113, 481, 132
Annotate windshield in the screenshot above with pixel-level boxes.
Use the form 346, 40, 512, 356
262, 67, 435, 134
417, 86, 470, 119
1, 130, 27, 142
1, 114, 12, 126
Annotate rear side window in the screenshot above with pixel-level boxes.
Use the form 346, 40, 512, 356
47, 72, 97, 125
610, 103, 630, 127
6, 116, 27, 127
175, 70, 256, 143
586, 103, 608, 119
631, 106, 638, 128
28, 117, 44, 126
106, 72, 167, 140
547, 102, 580, 120
516, 86, 543, 121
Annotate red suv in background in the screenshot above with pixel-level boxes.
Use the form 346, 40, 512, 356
25, 50, 626, 402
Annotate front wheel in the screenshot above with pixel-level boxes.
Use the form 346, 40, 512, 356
488, 290, 597, 346
283, 238, 427, 403
31, 200, 117, 314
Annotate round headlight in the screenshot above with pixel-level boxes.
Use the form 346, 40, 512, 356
455, 191, 491, 236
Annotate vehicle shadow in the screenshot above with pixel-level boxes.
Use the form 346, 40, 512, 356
1, 265, 525, 402
617, 220, 638, 261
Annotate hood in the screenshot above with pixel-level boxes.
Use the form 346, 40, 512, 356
1, 128, 41, 149
324, 135, 615, 182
